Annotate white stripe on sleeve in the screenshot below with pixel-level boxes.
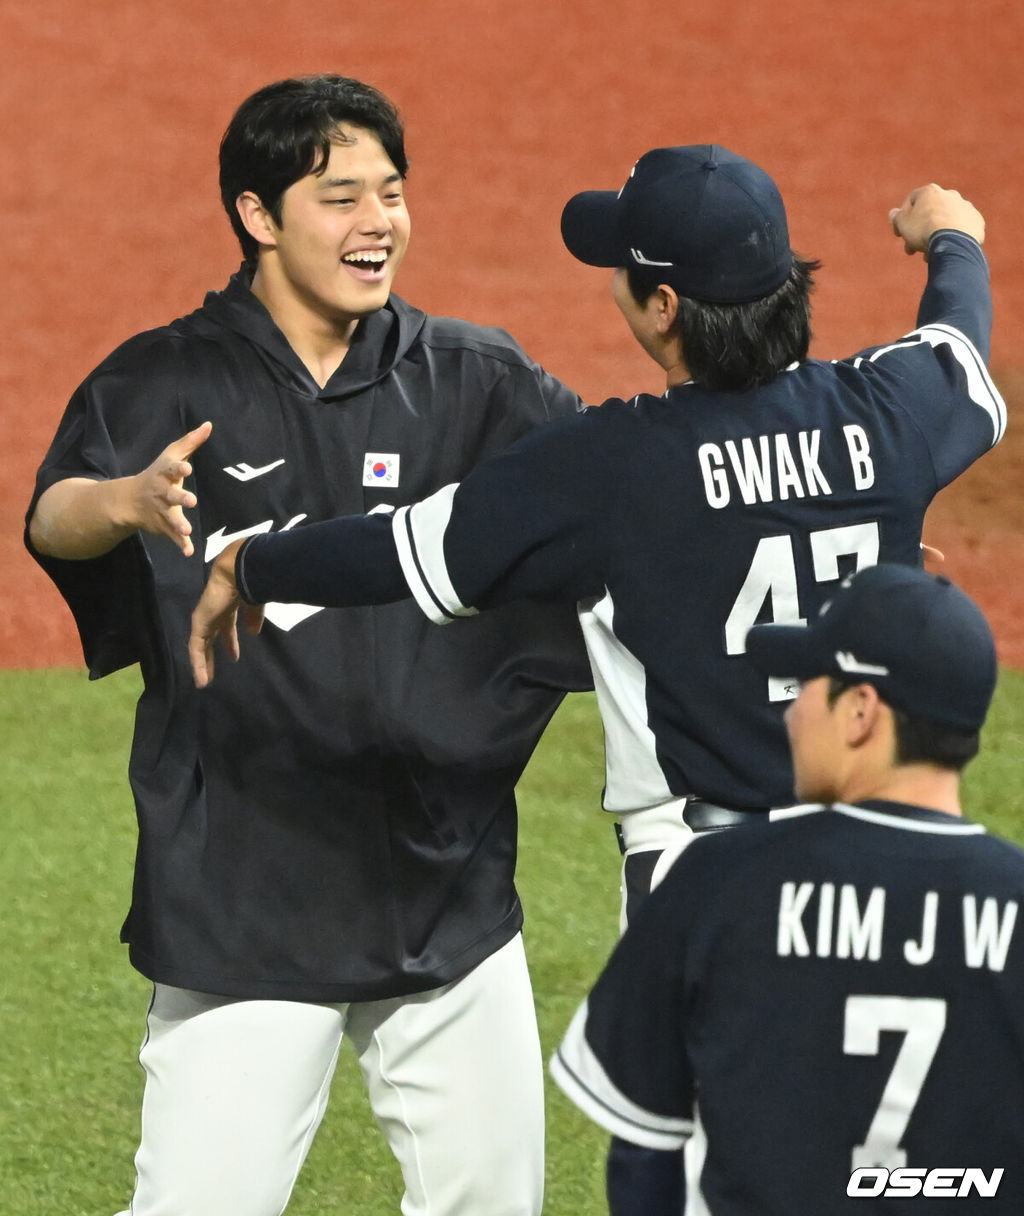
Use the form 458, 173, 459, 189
550, 1001, 692, 1151
863, 323, 1006, 444
392, 485, 478, 625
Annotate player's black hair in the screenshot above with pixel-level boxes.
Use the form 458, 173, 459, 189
627, 257, 820, 391
826, 677, 981, 771
219, 74, 409, 264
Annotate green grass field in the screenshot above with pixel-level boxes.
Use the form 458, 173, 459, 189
1, 666, 1022, 1214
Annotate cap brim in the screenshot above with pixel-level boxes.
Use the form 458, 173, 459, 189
560, 190, 624, 268
745, 623, 824, 680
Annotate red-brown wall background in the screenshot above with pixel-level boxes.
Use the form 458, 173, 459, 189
3, 0, 1022, 666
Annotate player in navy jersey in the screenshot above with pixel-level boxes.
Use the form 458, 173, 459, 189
551, 563, 1024, 1214
190, 148, 1006, 1210
193, 154, 1004, 819
26, 76, 591, 1216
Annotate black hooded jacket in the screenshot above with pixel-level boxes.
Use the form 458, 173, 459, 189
27, 267, 591, 1001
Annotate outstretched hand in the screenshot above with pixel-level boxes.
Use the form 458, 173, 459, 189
190, 539, 265, 688
129, 421, 213, 556
889, 184, 985, 257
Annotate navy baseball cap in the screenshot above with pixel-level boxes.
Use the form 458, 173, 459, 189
560, 145, 793, 304
746, 564, 997, 731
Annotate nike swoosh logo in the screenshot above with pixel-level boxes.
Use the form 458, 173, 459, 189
223, 459, 286, 481
205, 515, 307, 562
835, 650, 890, 677
203, 516, 323, 632
630, 247, 673, 267
263, 603, 324, 631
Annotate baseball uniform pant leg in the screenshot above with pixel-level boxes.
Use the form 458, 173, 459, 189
345, 932, 545, 1216
120, 984, 344, 1216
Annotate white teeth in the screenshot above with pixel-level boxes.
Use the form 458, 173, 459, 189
343, 250, 388, 265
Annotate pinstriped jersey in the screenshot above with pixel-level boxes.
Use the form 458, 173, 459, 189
388, 232, 1004, 810
550, 803, 1024, 1214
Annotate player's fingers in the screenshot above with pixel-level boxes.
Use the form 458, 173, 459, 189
161, 504, 198, 557
893, 187, 919, 217
179, 488, 198, 509
165, 420, 213, 461
888, 206, 915, 255
158, 479, 198, 509
219, 610, 241, 663
189, 601, 236, 686
908, 183, 942, 204
888, 207, 913, 251
889, 200, 914, 244
166, 503, 191, 534
243, 603, 265, 635
894, 184, 937, 223
188, 625, 214, 688
162, 459, 195, 487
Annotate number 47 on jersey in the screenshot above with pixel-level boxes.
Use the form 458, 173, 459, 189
725, 522, 880, 700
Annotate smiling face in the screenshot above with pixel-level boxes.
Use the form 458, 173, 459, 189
244, 125, 410, 337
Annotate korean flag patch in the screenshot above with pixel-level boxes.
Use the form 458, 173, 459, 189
363, 452, 400, 488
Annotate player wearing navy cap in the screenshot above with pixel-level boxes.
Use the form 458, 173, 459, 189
190, 148, 1006, 1210
560, 144, 794, 305
551, 564, 1024, 1214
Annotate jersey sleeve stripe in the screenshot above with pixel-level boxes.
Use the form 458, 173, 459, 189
867, 323, 1007, 445
392, 488, 477, 625
550, 1003, 693, 1151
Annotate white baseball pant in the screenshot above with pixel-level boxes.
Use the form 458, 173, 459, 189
112, 933, 543, 1216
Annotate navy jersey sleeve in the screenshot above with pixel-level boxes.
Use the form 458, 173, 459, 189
393, 407, 623, 622
25, 334, 189, 677
238, 406, 623, 616
916, 230, 992, 357
237, 513, 408, 606
550, 850, 702, 1151
841, 232, 1005, 489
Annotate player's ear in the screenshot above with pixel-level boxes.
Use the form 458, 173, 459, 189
845, 683, 883, 747
235, 191, 279, 251
653, 284, 680, 334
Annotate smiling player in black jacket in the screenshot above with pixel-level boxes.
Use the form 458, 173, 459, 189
27, 74, 590, 1216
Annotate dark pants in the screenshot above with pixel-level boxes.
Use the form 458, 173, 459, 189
607, 1139, 685, 1216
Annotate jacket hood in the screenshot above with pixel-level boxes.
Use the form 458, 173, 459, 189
179, 263, 427, 402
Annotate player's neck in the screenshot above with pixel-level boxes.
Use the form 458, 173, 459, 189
249, 266, 358, 389
840, 764, 963, 818
665, 357, 691, 388
661, 336, 691, 388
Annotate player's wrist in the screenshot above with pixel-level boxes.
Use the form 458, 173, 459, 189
927, 227, 983, 249
234, 536, 260, 604
109, 474, 146, 534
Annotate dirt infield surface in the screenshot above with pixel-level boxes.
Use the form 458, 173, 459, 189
3, 0, 1022, 666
